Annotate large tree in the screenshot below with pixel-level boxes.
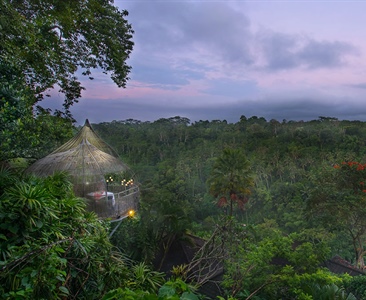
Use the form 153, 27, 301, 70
307, 161, 366, 269
0, 0, 133, 160
0, 0, 134, 116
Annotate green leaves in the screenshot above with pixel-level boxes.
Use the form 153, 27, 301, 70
130, 263, 165, 293
208, 148, 254, 216
307, 161, 366, 268
302, 283, 356, 300
343, 275, 366, 299
1, 0, 133, 160
1, 0, 133, 111
58, 286, 69, 297
0, 75, 74, 160
1, 182, 55, 236
220, 219, 333, 299
0, 170, 133, 299
102, 278, 201, 300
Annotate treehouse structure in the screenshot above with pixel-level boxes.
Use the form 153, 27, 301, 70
26, 119, 139, 219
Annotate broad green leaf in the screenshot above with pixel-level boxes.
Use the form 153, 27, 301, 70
59, 286, 69, 295
180, 292, 199, 300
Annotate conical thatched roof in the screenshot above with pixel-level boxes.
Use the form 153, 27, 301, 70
26, 119, 139, 219
51, 119, 119, 157
26, 139, 129, 197
26, 120, 130, 198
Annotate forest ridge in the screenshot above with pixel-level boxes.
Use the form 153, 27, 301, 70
93, 115, 366, 262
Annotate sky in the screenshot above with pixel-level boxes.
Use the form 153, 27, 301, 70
47, 0, 366, 125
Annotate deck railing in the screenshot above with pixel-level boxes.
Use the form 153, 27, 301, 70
86, 186, 139, 219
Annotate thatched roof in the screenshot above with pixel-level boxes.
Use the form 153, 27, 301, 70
26, 120, 130, 198
51, 119, 119, 157
325, 255, 365, 276
26, 139, 129, 196
27, 139, 128, 177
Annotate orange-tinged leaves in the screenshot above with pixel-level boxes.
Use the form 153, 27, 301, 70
237, 196, 249, 210
217, 196, 227, 207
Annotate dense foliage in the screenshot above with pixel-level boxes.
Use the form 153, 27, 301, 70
0, 171, 130, 299
94, 116, 366, 299
0, 0, 133, 114
0, 169, 205, 299
207, 148, 253, 216
0, 0, 134, 161
2, 0, 366, 297
2, 115, 366, 299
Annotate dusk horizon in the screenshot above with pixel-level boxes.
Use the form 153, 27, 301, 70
44, 0, 366, 125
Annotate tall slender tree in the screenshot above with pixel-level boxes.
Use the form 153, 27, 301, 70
207, 148, 254, 217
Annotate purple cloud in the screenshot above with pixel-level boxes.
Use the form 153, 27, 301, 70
42, 0, 366, 125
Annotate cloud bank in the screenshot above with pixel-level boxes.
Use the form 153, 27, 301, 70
46, 0, 366, 124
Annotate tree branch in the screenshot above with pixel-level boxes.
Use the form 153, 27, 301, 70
1, 237, 73, 273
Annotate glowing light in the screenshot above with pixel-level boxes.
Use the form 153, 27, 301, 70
128, 210, 135, 217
